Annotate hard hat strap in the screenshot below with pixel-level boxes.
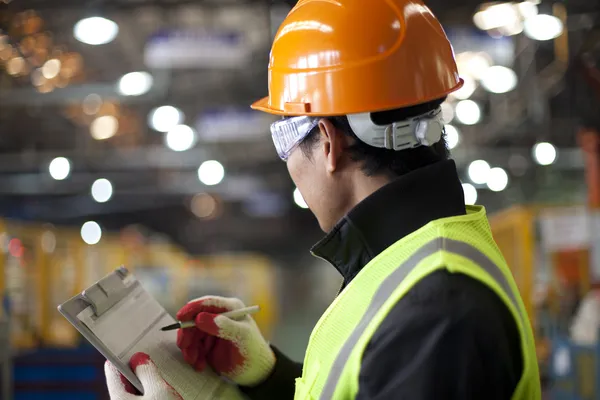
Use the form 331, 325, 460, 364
347, 107, 444, 151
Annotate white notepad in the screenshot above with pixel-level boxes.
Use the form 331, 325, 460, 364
58, 267, 246, 399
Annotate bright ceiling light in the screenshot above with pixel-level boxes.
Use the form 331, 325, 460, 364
445, 125, 460, 150
533, 142, 557, 166
293, 188, 309, 209
451, 75, 477, 100
49, 157, 71, 180
81, 221, 102, 245
524, 14, 563, 41
191, 193, 219, 219
91, 178, 113, 203
91, 115, 118, 140
473, 3, 520, 31
499, 20, 524, 36
462, 183, 478, 205
74, 17, 119, 45
83, 93, 102, 115
198, 160, 225, 186
468, 160, 491, 185
41, 59, 61, 79
517, 2, 538, 19
455, 100, 481, 125
149, 106, 183, 133
481, 66, 518, 94
457, 52, 492, 80
6, 57, 25, 76
441, 101, 454, 123
118, 71, 153, 96
165, 124, 196, 152
487, 167, 509, 192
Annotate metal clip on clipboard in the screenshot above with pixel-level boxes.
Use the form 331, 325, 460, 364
58, 267, 247, 399
82, 266, 134, 317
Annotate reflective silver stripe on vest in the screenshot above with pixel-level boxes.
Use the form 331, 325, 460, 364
319, 237, 526, 399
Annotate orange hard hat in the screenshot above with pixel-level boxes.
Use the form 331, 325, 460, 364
251, 0, 463, 116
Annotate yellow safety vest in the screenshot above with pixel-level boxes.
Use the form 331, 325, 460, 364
295, 206, 541, 400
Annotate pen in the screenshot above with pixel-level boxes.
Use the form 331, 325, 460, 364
160, 305, 260, 331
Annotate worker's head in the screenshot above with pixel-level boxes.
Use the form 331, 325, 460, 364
251, 0, 463, 231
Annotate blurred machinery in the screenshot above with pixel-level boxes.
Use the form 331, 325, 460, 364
0, 219, 279, 350
0, 218, 279, 399
488, 123, 600, 398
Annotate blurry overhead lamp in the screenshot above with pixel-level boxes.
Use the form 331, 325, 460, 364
524, 14, 563, 41
456, 52, 492, 81
81, 221, 102, 245
450, 75, 477, 100
198, 160, 225, 186
293, 188, 309, 209
118, 71, 153, 96
444, 125, 460, 150
455, 100, 481, 125
440, 101, 454, 123
49, 157, 71, 180
517, 2, 539, 19
149, 106, 184, 133
83, 94, 103, 115
468, 160, 491, 185
481, 66, 518, 94
191, 193, 220, 219
91, 178, 113, 203
532, 142, 557, 166
461, 183, 478, 205
498, 20, 524, 36
473, 3, 520, 31
165, 124, 196, 152
91, 115, 118, 140
6, 57, 25, 76
74, 17, 118, 45
31, 68, 45, 86
487, 167, 509, 192
42, 59, 61, 79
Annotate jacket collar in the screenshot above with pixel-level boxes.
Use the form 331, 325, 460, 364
311, 160, 466, 286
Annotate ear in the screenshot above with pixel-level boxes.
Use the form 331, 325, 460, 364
318, 118, 345, 174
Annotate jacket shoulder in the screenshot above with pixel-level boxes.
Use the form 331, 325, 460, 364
357, 269, 523, 399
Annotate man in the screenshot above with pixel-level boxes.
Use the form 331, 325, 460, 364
105, 0, 541, 398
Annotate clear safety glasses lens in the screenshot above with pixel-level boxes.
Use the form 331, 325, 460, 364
270, 116, 319, 161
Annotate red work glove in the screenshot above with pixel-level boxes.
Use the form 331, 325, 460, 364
105, 353, 182, 400
176, 296, 276, 387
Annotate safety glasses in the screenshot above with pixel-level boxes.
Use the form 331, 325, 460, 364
270, 116, 320, 161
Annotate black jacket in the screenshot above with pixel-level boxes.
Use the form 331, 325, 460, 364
242, 160, 523, 399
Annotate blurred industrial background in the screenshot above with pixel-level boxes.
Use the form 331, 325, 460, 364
0, 0, 599, 398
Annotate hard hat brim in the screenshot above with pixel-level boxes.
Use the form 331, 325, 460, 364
250, 96, 296, 116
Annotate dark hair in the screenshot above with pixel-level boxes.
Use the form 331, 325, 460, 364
299, 97, 450, 178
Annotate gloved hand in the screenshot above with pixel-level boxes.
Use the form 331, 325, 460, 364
176, 296, 276, 387
105, 353, 182, 400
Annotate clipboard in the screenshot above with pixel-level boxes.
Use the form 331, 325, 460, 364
58, 267, 245, 399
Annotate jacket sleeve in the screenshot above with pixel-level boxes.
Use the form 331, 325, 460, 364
240, 345, 302, 400
356, 271, 523, 400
